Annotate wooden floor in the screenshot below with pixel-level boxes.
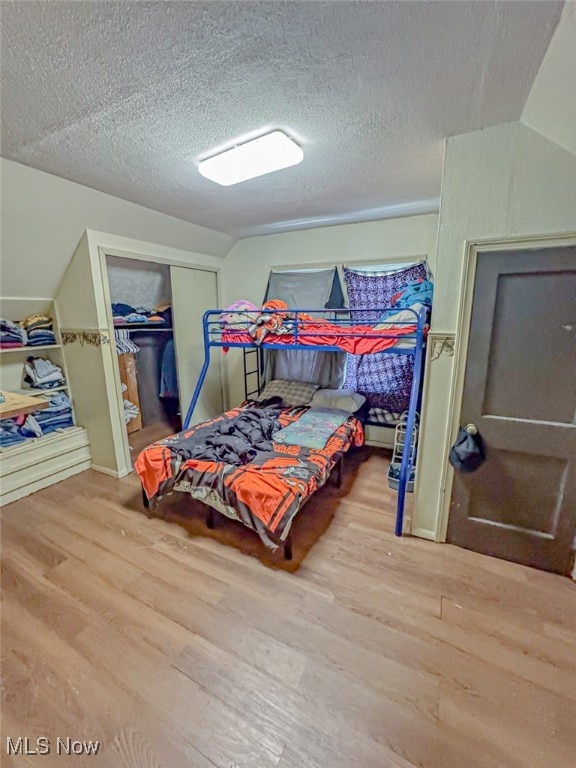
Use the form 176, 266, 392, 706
2, 448, 576, 768
128, 420, 179, 466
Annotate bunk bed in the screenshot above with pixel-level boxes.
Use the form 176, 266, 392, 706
135, 304, 428, 555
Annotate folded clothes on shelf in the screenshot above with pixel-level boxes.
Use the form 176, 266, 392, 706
112, 303, 137, 317
37, 391, 72, 413
34, 392, 74, 434
0, 413, 43, 446
20, 314, 56, 346
23, 357, 66, 390
27, 328, 56, 346
0, 420, 27, 446
1, 318, 27, 347
19, 314, 53, 331
1, 315, 57, 348
111, 303, 170, 326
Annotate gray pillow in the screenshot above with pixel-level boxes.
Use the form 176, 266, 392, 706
310, 388, 366, 413
258, 379, 319, 406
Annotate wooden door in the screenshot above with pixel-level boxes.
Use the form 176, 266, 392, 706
447, 246, 576, 575
171, 267, 223, 426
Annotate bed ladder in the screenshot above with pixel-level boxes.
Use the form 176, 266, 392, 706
243, 347, 262, 400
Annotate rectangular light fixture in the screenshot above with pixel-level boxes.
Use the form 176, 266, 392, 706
197, 130, 303, 186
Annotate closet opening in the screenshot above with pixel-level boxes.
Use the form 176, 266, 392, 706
105, 255, 181, 465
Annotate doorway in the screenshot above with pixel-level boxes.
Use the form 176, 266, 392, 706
106, 255, 181, 465
447, 244, 576, 575
102, 253, 222, 472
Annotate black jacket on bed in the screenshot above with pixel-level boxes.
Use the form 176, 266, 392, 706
169, 402, 284, 465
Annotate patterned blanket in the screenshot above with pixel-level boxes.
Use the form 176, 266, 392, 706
135, 403, 364, 548
273, 407, 350, 450
343, 262, 429, 412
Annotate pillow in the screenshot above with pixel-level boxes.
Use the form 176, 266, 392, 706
257, 379, 319, 406
310, 388, 366, 413
374, 302, 427, 329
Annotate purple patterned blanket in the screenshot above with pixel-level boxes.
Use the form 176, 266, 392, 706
344, 262, 429, 412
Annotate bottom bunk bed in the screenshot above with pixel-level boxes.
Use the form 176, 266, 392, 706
135, 398, 364, 556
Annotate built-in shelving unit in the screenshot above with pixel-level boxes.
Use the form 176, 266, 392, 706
11, 385, 69, 397
0, 297, 91, 504
114, 325, 173, 332
0, 343, 62, 354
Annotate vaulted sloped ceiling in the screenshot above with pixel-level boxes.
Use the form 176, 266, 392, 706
0, 0, 563, 236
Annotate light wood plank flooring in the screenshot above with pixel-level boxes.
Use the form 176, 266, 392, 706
2, 448, 575, 768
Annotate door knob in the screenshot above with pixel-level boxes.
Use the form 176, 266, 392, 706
464, 423, 478, 435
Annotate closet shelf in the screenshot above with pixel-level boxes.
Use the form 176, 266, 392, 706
0, 344, 62, 354
0, 296, 89, 504
0, 425, 84, 456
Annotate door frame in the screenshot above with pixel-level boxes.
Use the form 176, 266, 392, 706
96, 243, 223, 476
437, 231, 576, 543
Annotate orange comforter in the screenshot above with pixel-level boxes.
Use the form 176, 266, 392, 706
135, 404, 364, 546
222, 318, 418, 354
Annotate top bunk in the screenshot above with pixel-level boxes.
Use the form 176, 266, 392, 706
203, 301, 430, 357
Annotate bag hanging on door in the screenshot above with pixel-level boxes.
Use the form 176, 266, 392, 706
449, 427, 486, 473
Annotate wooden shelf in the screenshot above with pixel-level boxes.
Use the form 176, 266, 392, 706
0, 298, 88, 503
0, 425, 81, 455
0, 344, 61, 354
11, 385, 69, 397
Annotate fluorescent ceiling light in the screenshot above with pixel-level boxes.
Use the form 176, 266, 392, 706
198, 130, 303, 186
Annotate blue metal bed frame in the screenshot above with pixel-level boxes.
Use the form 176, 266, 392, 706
183, 306, 428, 537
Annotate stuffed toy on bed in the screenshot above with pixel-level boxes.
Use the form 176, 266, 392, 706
219, 300, 260, 330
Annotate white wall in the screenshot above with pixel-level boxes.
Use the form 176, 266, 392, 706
221, 213, 439, 408
521, 2, 576, 157
106, 256, 172, 309
0, 158, 235, 298
414, 121, 576, 538
223, 213, 438, 305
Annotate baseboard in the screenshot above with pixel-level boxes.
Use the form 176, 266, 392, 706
91, 463, 130, 478
365, 437, 394, 449
0, 459, 91, 506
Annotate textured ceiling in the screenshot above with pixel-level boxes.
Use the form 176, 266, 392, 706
0, 1, 563, 237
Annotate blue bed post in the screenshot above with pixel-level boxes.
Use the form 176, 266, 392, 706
394, 306, 427, 537
183, 310, 213, 429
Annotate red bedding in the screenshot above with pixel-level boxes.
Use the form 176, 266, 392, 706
222, 319, 418, 354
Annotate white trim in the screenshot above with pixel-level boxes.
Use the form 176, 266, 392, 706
436, 230, 576, 542
411, 527, 436, 541
91, 462, 130, 478
87, 234, 225, 476
98, 245, 221, 274
272, 254, 428, 274
411, 330, 455, 539
237, 197, 441, 237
